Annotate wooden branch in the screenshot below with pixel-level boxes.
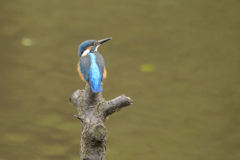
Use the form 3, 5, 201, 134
69, 83, 133, 160
104, 95, 133, 117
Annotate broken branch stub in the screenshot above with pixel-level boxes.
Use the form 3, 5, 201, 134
69, 83, 133, 160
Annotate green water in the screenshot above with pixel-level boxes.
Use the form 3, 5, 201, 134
1, 0, 240, 160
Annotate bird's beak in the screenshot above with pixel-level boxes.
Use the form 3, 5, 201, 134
97, 37, 112, 45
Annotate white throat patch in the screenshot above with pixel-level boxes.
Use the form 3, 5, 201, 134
95, 45, 100, 52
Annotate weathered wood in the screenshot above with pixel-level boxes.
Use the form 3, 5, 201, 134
69, 83, 133, 160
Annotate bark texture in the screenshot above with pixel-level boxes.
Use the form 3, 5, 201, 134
69, 83, 133, 160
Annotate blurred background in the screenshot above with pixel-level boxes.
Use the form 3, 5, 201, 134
0, 0, 240, 160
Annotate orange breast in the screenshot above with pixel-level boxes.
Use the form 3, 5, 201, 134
103, 67, 107, 79
77, 62, 87, 83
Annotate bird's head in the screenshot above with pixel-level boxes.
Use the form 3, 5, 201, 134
78, 37, 112, 57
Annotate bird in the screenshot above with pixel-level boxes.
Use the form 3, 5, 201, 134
77, 37, 111, 93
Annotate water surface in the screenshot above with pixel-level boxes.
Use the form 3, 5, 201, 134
0, 0, 240, 160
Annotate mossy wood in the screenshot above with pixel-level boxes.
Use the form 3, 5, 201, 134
69, 83, 133, 160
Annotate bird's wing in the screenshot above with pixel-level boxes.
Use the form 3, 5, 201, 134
79, 55, 91, 82
95, 52, 105, 78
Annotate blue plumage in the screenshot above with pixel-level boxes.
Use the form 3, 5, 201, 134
77, 37, 111, 93
88, 53, 102, 92
78, 40, 95, 57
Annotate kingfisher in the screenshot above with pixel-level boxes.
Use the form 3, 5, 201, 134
77, 37, 111, 93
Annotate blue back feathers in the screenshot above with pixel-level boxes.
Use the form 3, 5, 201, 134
88, 53, 102, 92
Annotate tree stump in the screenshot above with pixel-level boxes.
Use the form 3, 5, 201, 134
69, 83, 133, 160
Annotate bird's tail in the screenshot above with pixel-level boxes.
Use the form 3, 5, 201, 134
90, 81, 102, 93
